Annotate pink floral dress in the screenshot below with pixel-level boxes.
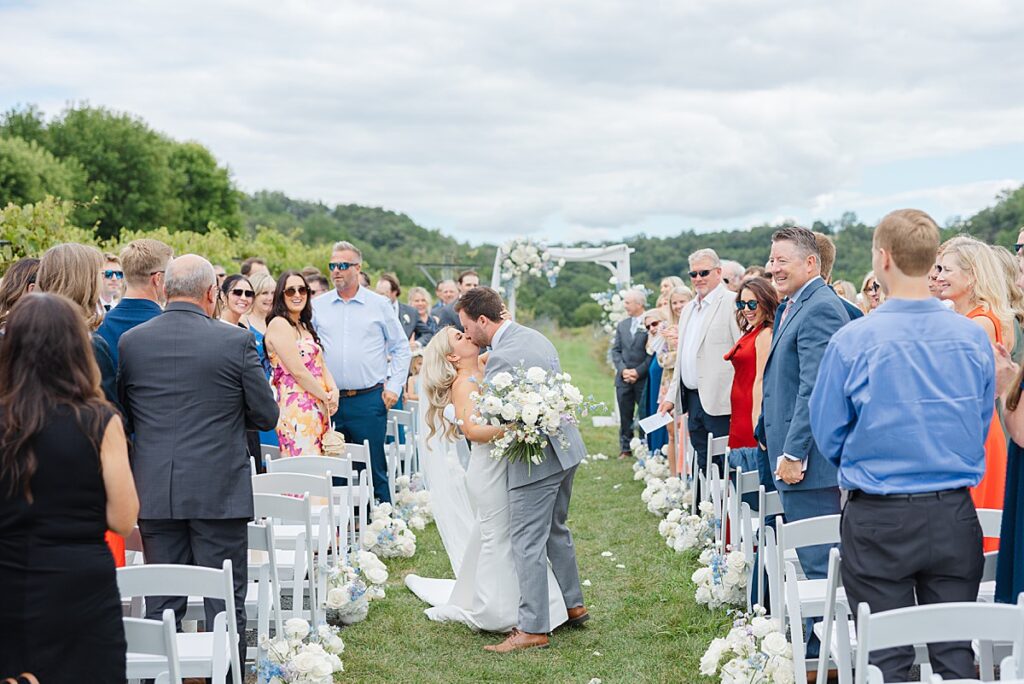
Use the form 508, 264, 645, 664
269, 335, 331, 457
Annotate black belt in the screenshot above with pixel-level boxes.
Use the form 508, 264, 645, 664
849, 487, 968, 502
339, 383, 383, 398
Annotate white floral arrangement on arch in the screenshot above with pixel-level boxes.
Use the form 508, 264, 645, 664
498, 238, 565, 296
659, 503, 716, 553
258, 619, 345, 684
591, 281, 654, 336
631, 439, 669, 482
323, 549, 389, 625
700, 607, 795, 684
393, 473, 433, 530
693, 543, 749, 610
641, 476, 692, 517
362, 503, 417, 558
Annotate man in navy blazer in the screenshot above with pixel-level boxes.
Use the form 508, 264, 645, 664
761, 227, 850, 583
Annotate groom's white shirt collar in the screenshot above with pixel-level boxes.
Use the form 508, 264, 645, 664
490, 320, 512, 349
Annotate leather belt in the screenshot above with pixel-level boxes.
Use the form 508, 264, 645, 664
340, 383, 383, 398
849, 487, 967, 502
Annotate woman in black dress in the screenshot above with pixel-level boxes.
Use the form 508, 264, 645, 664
0, 293, 139, 683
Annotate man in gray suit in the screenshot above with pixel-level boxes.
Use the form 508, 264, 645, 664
610, 289, 650, 458
118, 254, 279, 662
457, 287, 588, 653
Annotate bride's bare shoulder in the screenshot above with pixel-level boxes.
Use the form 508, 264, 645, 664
452, 373, 484, 397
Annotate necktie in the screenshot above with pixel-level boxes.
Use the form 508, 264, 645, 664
780, 298, 794, 326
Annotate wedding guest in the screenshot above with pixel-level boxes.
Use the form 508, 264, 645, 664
359, 271, 371, 288
937, 235, 1012, 548
721, 260, 746, 292
242, 271, 275, 339
97, 238, 172, 367
611, 288, 650, 459
377, 273, 431, 341
724, 277, 777, 448
433, 279, 458, 311
659, 276, 685, 300
308, 274, 330, 298
437, 270, 481, 331
643, 308, 669, 453
0, 257, 38, 331
408, 285, 439, 346
405, 350, 424, 402
815, 231, 863, 321
0, 293, 138, 683
997, 349, 1024, 606
99, 252, 123, 311
313, 241, 410, 503
240, 256, 269, 277
810, 209, 992, 682
860, 271, 883, 313
213, 264, 227, 286
219, 274, 254, 327
833, 280, 858, 306
118, 254, 278, 666
991, 245, 1024, 364
744, 265, 768, 279
660, 286, 693, 475
265, 271, 339, 456
659, 248, 741, 495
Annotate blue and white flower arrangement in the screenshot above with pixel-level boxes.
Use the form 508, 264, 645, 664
393, 473, 433, 531
693, 542, 749, 609
700, 608, 794, 683
324, 549, 389, 625
498, 238, 564, 297
361, 503, 417, 558
258, 619, 344, 684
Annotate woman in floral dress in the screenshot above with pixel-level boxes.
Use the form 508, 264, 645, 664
264, 271, 340, 456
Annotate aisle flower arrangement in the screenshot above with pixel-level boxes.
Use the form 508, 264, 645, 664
699, 609, 794, 684
641, 475, 691, 517
498, 238, 565, 296
258, 618, 345, 684
692, 544, 749, 609
659, 502, 716, 553
362, 503, 417, 558
393, 474, 433, 530
323, 550, 389, 625
631, 439, 669, 482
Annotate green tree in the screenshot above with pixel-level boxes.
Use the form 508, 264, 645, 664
0, 136, 85, 206
167, 142, 243, 235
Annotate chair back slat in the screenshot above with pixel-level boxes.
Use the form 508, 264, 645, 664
117, 562, 231, 600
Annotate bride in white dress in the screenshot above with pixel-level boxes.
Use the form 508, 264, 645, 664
404, 327, 568, 633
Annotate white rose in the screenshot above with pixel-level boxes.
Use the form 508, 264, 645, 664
699, 501, 715, 515
409, 515, 426, 530
750, 616, 773, 639
691, 567, 712, 585
284, 617, 310, 641
311, 654, 335, 679
695, 585, 712, 604
363, 564, 388, 586
491, 372, 514, 390
499, 403, 518, 421
727, 553, 747, 572
325, 587, 348, 609
761, 631, 790, 658
361, 530, 378, 548
521, 405, 540, 426
562, 384, 583, 404
666, 508, 682, 523
700, 637, 726, 675
482, 396, 503, 414
291, 650, 319, 673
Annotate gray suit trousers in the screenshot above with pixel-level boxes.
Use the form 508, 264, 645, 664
508, 465, 584, 633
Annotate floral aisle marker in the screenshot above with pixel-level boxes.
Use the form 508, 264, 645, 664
362, 503, 417, 558
658, 501, 717, 553
393, 473, 433, 530
631, 438, 669, 482
259, 618, 345, 684
700, 608, 795, 684
692, 543, 749, 610
641, 475, 692, 517
497, 237, 565, 298
323, 550, 389, 626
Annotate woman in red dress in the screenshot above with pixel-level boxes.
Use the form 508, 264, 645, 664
723, 277, 778, 448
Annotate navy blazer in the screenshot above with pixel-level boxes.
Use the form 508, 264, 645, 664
97, 298, 163, 367
761, 278, 850, 491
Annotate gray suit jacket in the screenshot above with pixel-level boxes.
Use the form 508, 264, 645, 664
761, 278, 849, 491
118, 302, 280, 519
609, 317, 650, 388
486, 322, 587, 489
436, 302, 463, 332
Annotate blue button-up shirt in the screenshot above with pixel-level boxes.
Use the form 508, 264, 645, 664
312, 286, 411, 397
809, 297, 994, 494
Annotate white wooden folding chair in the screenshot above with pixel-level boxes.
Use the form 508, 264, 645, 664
784, 560, 814, 683
727, 467, 761, 550
389, 408, 417, 474
815, 547, 856, 684
972, 508, 1005, 680
855, 596, 1024, 684
767, 514, 841, 622
245, 520, 282, 664
700, 432, 730, 504
124, 609, 183, 684
757, 486, 785, 607
252, 471, 340, 561
261, 444, 281, 469
253, 492, 320, 626
118, 560, 241, 684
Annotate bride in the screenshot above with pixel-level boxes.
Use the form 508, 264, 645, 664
404, 327, 568, 633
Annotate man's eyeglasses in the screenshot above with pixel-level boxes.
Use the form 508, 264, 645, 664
230, 288, 255, 298
103, 270, 124, 279
328, 262, 359, 272
688, 269, 712, 279
284, 286, 309, 297
735, 300, 758, 311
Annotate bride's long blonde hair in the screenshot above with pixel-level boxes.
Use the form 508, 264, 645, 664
420, 326, 460, 441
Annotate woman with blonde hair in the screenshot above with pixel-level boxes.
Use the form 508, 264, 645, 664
936, 235, 1012, 548
660, 286, 693, 474
642, 308, 670, 452
860, 271, 883, 314
239, 270, 277, 447
659, 276, 685, 300
991, 245, 1024, 363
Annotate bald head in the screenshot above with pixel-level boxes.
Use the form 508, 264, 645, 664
165, 254, 217, 313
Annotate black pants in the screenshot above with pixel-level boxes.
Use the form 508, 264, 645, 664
683, 386, 730, 502
139, 518, 249, 668
841, 489, 984, 682
616, 379, 646, 451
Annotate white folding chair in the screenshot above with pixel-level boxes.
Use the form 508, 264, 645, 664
252, 471, 340, 561
253, 492, 320, 626
124, 609, 183, 684
784, 560, 814, 683
855, 596, 1024, 684
815, 547, 856, 684
125, 525, 145, 566
757, 486, 785, 608
118, 560, 241, 684
245, 520, 282, 664
767, 514, 841, 622
727, 467, 761, 550
261, 444, 281, 469
389, 408, 418, 474
700, 432, 730, 504
972, 508, 1006, 680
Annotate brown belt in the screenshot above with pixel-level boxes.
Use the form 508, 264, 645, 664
340, 383, 383, 398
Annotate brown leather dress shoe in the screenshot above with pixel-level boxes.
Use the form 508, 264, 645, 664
483, 628, 549, 653
618, 451, 631, 460
565, 606, 590, 627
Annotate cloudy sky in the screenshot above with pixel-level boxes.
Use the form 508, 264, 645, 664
2, 0, 1022, 244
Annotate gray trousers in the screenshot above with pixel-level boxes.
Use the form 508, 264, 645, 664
508, 464, 584, 634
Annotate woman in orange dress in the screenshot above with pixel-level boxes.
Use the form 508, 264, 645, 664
937, 236, 1014, 551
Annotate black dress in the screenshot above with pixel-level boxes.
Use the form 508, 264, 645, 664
0, 405, 125, 683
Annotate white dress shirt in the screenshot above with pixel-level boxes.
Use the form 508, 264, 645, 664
679, 283, 728, 390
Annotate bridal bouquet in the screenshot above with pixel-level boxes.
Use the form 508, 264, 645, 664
693, 543, 749, 609
641, 475, 691, 517
393, 474, 433, 531
258, 619, 345, 684
700, 608, 794, 684
659, 502, 716, 553
472, 365, 598, 469
323, 550, 389, 625
361, 503, 417, 558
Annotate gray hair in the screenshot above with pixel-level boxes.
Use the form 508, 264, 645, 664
165, 254, 216, 300
688, 248, 721, 267
721, 259, 745, 278
407, 285, 432, 306
331, 241, 362, 262
623, 288, 647, 306
771, 226, 820, 260
436, 279, 456, 289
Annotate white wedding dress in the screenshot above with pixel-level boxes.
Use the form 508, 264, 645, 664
405, 403, 568, 633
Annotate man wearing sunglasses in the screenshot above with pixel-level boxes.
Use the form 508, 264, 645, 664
312, 241, 410, 504
100, 253, 124, 312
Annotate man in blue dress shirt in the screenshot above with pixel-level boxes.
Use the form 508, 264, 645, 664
99, 238, 173, 367
809, 209, 994, 682
313, 240, 411, 504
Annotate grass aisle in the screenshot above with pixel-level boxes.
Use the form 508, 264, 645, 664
340, 328, 730, 683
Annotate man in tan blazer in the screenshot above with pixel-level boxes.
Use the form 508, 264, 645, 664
658, 248, 741, 494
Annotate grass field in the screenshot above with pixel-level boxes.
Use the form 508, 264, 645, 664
339, 327, 728, 683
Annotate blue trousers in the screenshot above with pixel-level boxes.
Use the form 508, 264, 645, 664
331, 387, 391, 504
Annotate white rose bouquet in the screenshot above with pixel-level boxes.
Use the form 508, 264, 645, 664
361, 503, 417, 558
642, 476, 691, 517
632, 440, 669, 482
700, 608, 794, 684
499, 238, 564, 296
258, 619, 345, 684
659, 504, 715, 553
323, 549, 389, 625
692, 543, 749, 609
393, 473, 433, 530
472, 364, 599, 471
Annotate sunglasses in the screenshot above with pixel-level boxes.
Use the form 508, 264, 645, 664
328, 261, 359, 271
230, 288, 255, 298
645, 321, 660, 330
865, 282, 880, 293
688, 269, 713, 279
103, 270, 124, 279
735, 300, 758, 311
284, 285, 309, 297
1016, 243, 1024, 254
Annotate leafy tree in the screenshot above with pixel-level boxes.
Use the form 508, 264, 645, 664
167, 142, 243, 235
0, 136, 85, 206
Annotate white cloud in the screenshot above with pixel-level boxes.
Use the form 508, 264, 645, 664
1, 0, 1022, 241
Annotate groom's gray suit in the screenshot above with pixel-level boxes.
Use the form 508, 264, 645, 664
486, 321, 586, 634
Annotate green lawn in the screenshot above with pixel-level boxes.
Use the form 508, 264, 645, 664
340, 327, 729, 683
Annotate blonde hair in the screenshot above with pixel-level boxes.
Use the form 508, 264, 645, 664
420, 327, 459, 441
661, 276, 685, 290
668, 286, 693, 325
943, 236, 1014, 341
407, 286, 431, 308
248, 271, 276, 296
37, 243, 104, 330
120, 238, 174, 287
990, 245, 1024, 326
859, 271, 884, 314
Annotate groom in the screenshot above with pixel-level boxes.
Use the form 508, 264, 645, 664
457, 287, 590, 652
